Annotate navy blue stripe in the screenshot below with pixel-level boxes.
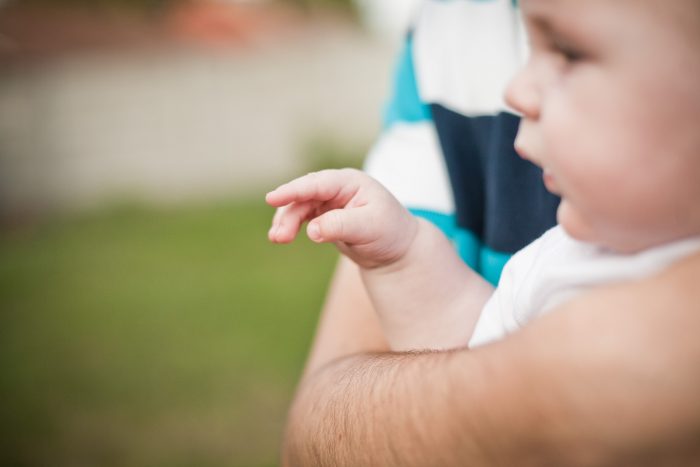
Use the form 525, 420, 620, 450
431, 104, 560, 253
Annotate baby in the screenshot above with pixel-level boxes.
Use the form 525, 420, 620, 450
267, 0, 700, 352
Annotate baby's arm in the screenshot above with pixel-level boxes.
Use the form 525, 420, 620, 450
362, 217, 494, 350
266, 169, 494, 350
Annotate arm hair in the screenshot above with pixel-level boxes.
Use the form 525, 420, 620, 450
283, 252, 700, 466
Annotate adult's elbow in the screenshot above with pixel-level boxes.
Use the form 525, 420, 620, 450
280, 397, 308, 467
280, 380, 326, 467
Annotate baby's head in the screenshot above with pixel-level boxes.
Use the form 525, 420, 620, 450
506, 0, 700, 253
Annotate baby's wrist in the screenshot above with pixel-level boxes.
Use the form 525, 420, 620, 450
361, 215, 425, 274
360, 217, 490, 351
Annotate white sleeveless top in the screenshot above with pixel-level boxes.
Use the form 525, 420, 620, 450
470, 226, 700, 348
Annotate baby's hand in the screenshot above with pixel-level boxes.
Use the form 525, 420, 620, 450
265, 168, 418, 269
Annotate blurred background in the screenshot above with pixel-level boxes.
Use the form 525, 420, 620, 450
0, 0, 419, 465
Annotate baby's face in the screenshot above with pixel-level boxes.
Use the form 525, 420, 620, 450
507, 0, 700, 252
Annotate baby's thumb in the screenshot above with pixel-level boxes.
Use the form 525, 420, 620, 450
307, 208, 369, 244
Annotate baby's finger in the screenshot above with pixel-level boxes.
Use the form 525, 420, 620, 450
307, 206, 373, 245
269, 202, 316, 244
265, 169, 359, 207
271, 204, 285, 227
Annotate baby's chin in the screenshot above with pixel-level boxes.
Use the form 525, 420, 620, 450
557, 201, 615, 251
557, 200, 590, 236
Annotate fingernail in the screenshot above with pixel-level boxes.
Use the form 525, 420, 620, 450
308, 223, 321, 242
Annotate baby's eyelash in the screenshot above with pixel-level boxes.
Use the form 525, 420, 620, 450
561, 48, 582, 62
552, 41, 583, 62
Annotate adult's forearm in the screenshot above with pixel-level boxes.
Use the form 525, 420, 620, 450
283, 349, 494, 467
282, 340, 585, 467
282, 261, 700, 466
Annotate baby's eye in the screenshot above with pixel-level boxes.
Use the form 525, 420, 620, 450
551, 40, 584, 64
559, 46, 583, 63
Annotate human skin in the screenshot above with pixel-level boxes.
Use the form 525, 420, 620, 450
267, 169, 494, 351
280, 0, 700, 463
507, 0, 700, 253
270, 0, 700, 350
282, 252, 700, 466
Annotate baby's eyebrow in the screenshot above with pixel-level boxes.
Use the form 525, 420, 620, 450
523, 0, 601, 54
528, 14, 558, 38
523, 0, 582, 36
527, 12, 581, 47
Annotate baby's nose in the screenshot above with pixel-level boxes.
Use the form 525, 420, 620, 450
504, 63, 540, 120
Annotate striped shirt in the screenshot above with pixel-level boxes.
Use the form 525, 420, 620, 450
364, 0, 559, 285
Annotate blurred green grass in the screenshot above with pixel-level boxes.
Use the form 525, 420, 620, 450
0, 198, 338, 467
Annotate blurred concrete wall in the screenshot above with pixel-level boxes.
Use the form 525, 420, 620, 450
0, 22, 393, 215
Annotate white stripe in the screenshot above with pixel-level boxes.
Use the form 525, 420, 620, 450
414, 0, 528, 116
364, 121, 455, 214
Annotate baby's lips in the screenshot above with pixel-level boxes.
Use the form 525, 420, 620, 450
542, 169, 560, 195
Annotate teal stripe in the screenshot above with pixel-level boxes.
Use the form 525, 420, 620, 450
479, 247, 511, 286
409, 208, 510, 286
383, 35, 432, 129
